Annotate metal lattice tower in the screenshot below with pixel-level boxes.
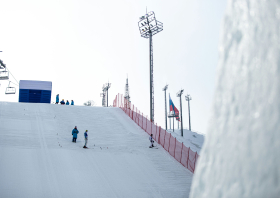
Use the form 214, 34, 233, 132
101, 82, 111, 107
124, 77, 131, 109
100, 86, 106, 107
138, 11, 163, 123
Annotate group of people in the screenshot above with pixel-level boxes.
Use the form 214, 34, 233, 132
72, 126, 88, 148
56, 94, 74, 105
71, 126, 155, 149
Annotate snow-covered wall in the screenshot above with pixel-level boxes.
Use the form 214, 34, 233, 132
190, 0, 280, 197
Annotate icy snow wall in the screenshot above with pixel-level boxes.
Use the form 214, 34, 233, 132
190, 0, 280, 197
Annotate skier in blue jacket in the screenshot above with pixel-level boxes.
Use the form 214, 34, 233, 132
72, 126, 79, 142
56, 94, 59, 104
83, 130, 88, 148
66, 100, 69, 105
71, 100, 74, 105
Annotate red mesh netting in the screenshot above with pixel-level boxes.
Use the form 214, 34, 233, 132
181, 146, 190, 169
188, 149, 197, 173
159, 128, 166, 146
114, 93, 199, 173
146, 120, 152, 135
163, 131, 170, 151
168, 135, 176, 157
174, 141, 183, 163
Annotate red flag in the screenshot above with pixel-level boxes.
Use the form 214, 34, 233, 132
174, 106, 179, 117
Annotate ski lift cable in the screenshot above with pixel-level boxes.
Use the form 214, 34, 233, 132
5, 67, 19, 85
9, 81, 19, 87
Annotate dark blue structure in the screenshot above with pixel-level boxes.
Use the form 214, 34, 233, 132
19, 89, 52, 103
19, 80, 52, 103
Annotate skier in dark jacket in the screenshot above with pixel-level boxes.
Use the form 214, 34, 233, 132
72, 126, 79, 142
71, 100, 74, 105
149, 134, 154, 148
60, 99, 65, 105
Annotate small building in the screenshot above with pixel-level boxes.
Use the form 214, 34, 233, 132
19, 80, 52, 103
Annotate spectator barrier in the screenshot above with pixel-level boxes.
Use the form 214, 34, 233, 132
113, 93, 199, 173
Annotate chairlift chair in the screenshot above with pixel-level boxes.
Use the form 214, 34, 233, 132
0, 70, 9, 80
5, 81, 16, 94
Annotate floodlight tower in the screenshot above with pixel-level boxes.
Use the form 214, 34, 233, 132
124, 77, 131, 109
177, 89, 184, 136
102, 82, 111, 107
185, 94, 192, 131
162, 84, 168, 130
100, 85, 106, 107
138, 11, 163, 123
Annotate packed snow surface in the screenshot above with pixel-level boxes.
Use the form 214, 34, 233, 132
0, 102, 193, 198
190, 0, 280, 197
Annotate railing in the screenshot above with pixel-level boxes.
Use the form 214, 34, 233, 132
113, 93, 199, 173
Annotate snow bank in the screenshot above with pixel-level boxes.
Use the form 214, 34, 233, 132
190, 0, 280, 197
167, 129, 204, 154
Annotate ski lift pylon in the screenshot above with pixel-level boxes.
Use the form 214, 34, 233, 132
5, 81, 16, 94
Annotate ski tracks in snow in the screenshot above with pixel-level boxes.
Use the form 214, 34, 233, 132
35, 109, 62, 198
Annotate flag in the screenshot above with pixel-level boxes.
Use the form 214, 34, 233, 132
169, 94, 180, 119
174, 106, 179, 117
169, 94, 175, 112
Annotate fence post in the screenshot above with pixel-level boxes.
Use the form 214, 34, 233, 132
187, 147, 190, 169
157, 125, 160, 143
194, 152, 197, 172
162, 129, 166, 147
146, 116, 148, 132
142, 113, 143, 129
174, 137, 176, 157
138, 110, 139, 127
180, 142, 183, 164
155, 123, 157, 138
168, 133, 171, 152
158, 126, 161, 145
151, 120, 152, 135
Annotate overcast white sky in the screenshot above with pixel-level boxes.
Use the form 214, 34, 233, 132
0, 0, 227, 134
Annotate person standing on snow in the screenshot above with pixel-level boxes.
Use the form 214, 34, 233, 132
66, 100, 69, 105
149, 134, 154, 148
71, 100, 74, 105
72, 126, 79, 142
56, 94, 59, 104
83, 130, 88, 148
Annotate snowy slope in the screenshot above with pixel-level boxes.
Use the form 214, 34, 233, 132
0, 102, 192, 198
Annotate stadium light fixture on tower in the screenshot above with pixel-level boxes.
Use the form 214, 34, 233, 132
185, 94, 192, 131
177, 89, 184, 136
138, 11, 163, 123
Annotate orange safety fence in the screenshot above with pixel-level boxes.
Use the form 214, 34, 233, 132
113, 93, 199, 173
